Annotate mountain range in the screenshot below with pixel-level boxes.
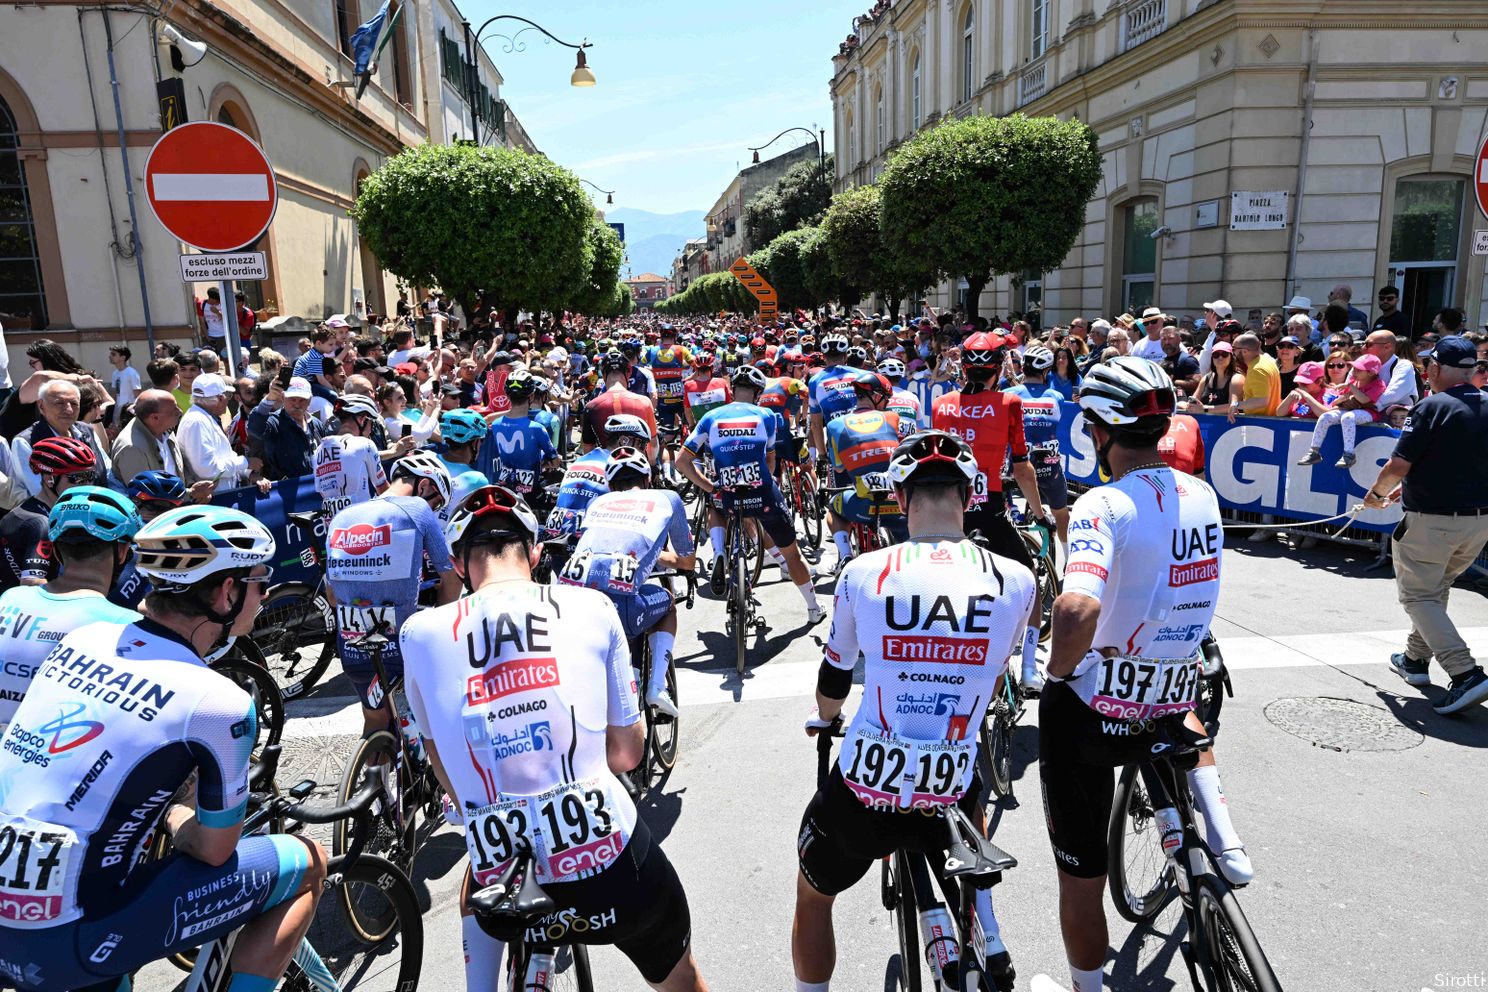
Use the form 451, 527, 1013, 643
606, 207, 706, 281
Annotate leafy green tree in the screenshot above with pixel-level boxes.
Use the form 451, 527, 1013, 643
750, 227, 823, 311
879, 114, 1102, 318
352, 143, 593, 323
799, 227, 844, 309
743, 153, 835, 251
570, 219, 624, 316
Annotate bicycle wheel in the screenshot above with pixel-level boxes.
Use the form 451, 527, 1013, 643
732, 551, 750, 674
800, 474, 824, 549
1107, 764, 1176, 923
1195, 876, 1282, 992
285, 854, 423, 992
651, 654, 680, 770
1020, 530, 1059, 644
253, 582, 336, 699
885, 852, 922, 992
979, 697, 1014, 801
509, 941, 594, 992
334, 732, 420, 907
213, 656, 285, 749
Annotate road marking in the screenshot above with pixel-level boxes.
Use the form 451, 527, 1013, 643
151, 173, 269, 200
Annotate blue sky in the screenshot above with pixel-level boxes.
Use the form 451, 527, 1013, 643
463, 0, 852, 214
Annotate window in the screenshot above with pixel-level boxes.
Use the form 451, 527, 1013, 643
1121, 198, 1158, 313
1031, 0, 1049, 59
0, 96, 46, 329
961, 7, 975, 103
389, 3, 412, 105
846, 112, 856, 169
334, 0, 359, 59
875, 87, 885, 153
1021, 268, 1042, 314
1389, 178, 1463, 263
911, 54, 922, 132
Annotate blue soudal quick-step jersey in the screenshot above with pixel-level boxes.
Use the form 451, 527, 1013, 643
562, 489, 693, 597
0, 589, 141, 732
808, 365, 864, 424
480, 415, 557, 495
684, 401, 777, 491
1007, 382, 1064, 448
0, 619, 256, 928
546, 448, 610, 537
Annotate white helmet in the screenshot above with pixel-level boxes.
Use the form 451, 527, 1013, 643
821, 333, 849, 354
445, 484, 540, 547
1023, 345, 1055, 372
335, 393, 381, 421
604, 413, 652, 444
877, 357, 906, 379
133, 505, 276, 591
391, 450, 453, 506
604, 446, 651, 485
1078, 357, 1177, 427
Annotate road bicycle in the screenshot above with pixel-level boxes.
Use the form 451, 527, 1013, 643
977, 663, 1024, 803
816, 720, 1019, 992
717, 486, 766, 673
468, 849, 594, 991
244, 509, 338, 700
211, 644, 286, 750
626, 569, 696, 798
778, 434, 823, 550
1004, 502, 1060, 644
825, 475, 902, 560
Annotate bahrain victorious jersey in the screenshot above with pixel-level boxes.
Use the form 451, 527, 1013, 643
400, 584, 642, 887
0, 589, 140, 732
823, 540, 1034, 811
645, 345, 693, 409
0, 619, 255, 928
1061, 466, 1223, 722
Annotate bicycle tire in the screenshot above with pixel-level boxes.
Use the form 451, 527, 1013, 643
508, 941, 594, 992
733, 551, 750, 674
888, 851, 922, 992
1020, 529, 1059, 645
213, 656, 285, 749
746, 522, 765, 588
334, 732, 420, 913
980, 698, 1014, 800
253, 581, 336, 699
1195, 875, 1282, 992
286, 853, 424, 992
651, 655, 680, 770
801, 475, 824, 549
1107, 763, 1177, 923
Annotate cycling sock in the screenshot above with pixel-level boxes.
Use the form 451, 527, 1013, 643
1020, 625, 1039, 679
832, 531, 852, 560
973, 887, 1007, 955
462, 913, 505, 992
225, 974, 276, 992
1070, 964, 1104, 991
795, 981, 829, 992
766, 546, 788, 569
646, 632, 675, 695
797, 581, 820, 610
709, 526, 725, 559
1187, 765, 1243, 853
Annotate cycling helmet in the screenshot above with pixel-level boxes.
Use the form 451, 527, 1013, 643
750, 337, 767, 350
392, 450, 454, 506
1023, 345, 1055, 373
30, 435, 96, 476
821, 334, 849, 354
691, 351, 715, 368
851, 370, 893, 405
887, 430, 978, 487
730, 364, 768, 392
599, 350, 629, 374
621, 339, 642, 356
504, 368, 535, 401
604, 413, 652, 444
133, 505, 276, 590
530, 376, 551, 397
604, 446, 651, 485
1078, 357, 1177, 428
848, 346, 869, 365
335, 393, 381, 421
127, 470, 189, 507
877, 357, 906, 380
48, 486, 141, 544
445, 484, 539, 547
961, 332, 1009, 368
440, 408, 488, 445
449, 470, 491, 515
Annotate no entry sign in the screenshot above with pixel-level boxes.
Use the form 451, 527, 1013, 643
144, 122, 278, 252
1476, 132, 1488, 221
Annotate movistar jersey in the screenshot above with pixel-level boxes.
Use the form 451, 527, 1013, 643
0, 589, 141, 731
480, 415, 557, 496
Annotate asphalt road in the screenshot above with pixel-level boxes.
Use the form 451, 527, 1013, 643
143, 530, 1488, 992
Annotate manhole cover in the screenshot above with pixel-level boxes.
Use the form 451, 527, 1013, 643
1264, 696, 1423, 752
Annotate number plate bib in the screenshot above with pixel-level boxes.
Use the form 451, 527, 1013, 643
335, 604, 396, 642
464, 797, 530, 887
716, 462, 763, 489
0, 814, 77, 928
968, 472, 990, 507
321, 496, 353, 517
465, 779, 630, 886
854, 471, 894, 497
1074, 654, 1201, 722
841, 727, 973, 812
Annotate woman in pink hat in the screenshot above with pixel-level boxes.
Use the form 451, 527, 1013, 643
1296, 353, 1386, 468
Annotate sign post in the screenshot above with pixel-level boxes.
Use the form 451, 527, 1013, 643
144, 121, 278, 382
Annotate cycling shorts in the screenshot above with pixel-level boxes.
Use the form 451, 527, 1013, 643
0, 834, 311, 991
655, 404, 683, 430
775, 435, 805, 465
471, 819, 691, 985
711, 481, 796, 549
1029, 446, 1069, 511
607, 581, 674, 640
963, 494, 1036, 573
797, 766, 984, 897
1038, 680, 1174, 879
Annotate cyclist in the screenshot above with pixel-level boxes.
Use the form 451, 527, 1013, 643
0, 487, 142, 732
449, 468, 492, 520
676, 365, 824, 623
1006, 345, 1072, 545
877, 357, 922, 435
326, 450, 459, 737
759, 361, 809, 429
647, 324, 694, 471
682, 351, 731, 428
584, 351, 658, 458
529, 376, 562, 451
931, 330, 1052, 692
544, 413, 652, 539
439, 407, 489, 480
0, 505, 326, 992
621, 338, 657, 399
806, 334, 864, 471
110, 470, 190, 609
478, 369, 559, 508
314, 393, 393, 517
793, 430, 1034, 992
0, 436, 98, 592
399, 485, 711, 992
1041, 358, 1250, 992
825, 372, 908, 572
561, 446, 695, 717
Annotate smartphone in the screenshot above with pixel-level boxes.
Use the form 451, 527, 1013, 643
401, 422, 413, 439
276, 367, 293, 388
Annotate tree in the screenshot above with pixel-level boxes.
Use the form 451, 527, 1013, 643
743, 153, 835, 250
878, 114, 1102, 318
799, 227, 846, 309
819, 183, 934, 319
751, 227, 826, 311
352, 143, 593, 323
570, 218, 624, 316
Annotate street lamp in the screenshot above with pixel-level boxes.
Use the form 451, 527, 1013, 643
748, 125, 829, 196
579, 178, 615, 205
461, 15, 595, 141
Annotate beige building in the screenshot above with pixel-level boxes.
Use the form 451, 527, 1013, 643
0, 0, 537, 374
831, 0, 1488, 331
702, 142, 821, 275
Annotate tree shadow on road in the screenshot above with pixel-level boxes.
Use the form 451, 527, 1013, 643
409, 831, 469, 913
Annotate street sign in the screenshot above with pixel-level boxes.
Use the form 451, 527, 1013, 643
144, 121, 278, 252
1473, 231, 1488, 256
608, 222, 625, 243
1230, 191, 1288, 231
1475, 133, 1488, 220
156, 78, 187, 132
180, 252, 266, 282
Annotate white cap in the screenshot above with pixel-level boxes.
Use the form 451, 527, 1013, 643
284, 376, 313, 399
191, 373, 228, 398
1202, 299, 1233, 317
1284, 295, 1313, 311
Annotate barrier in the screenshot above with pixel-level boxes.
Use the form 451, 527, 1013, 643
210, 473, 323, 585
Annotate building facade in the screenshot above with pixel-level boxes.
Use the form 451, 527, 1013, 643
702, 142, 821, 275
0, 0, 537, 373
831, 0, 1488, 331
625, 272, 672, 309
671, 237, 710, 293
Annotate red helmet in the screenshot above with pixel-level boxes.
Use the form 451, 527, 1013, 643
750, 337, 767, 350
30, 435, 97, 476
691, 351, 716, 368
851, 370, 893, 405
961, 331, 1009, 368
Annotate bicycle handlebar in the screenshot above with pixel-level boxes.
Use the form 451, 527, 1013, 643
283, 779, 383, 826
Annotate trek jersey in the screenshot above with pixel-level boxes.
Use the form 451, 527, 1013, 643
826, 411, 903, 499
1006, 381, 1064, 449
313, 434, 387, 516
561, 490, 693, 597
0, 618, 255, 927
0, 589, 140, 730
824, 540, 1034, 810
545, 448, 610, 538
683, 401, 777, 491
325, 495, 453, 670
480, 414, 557, 497
807, 365, 865, 425
645, 345, 693, 410
399, 584, 642, 886
1061, 466, 1223, 722
759, 377, 808, 420
0, 498, 53, 591
931, 388, 1029, 498
682, 377, 731, 424
886, 390, 922, 438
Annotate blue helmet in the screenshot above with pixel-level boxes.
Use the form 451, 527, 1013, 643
449, 470, 491, 515
440, 408, 488, 445
48, 486, 142, 544
126, 470, 188, 507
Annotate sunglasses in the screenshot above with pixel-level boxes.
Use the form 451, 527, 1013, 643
63, 471, 99, 485
241, 567, 274, 586
1326, 363, 1349, 369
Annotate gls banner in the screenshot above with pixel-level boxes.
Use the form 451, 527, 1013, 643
210, 473, 324, 584
1055, 412, 1404, 533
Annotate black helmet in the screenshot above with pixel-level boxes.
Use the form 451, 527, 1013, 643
599, 350, 629, 374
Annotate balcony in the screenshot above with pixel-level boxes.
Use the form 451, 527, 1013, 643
1018, 60, 1047, 106
1119, 0, 1168, 52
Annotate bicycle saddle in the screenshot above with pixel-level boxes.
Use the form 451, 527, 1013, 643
940, 805, 1017, 886
287, 510, 321, 531
468, 852, 556, 920
1149, 714, 1212, 766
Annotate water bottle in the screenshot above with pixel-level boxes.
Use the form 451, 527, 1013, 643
919, 904, 961, 989
523, 950, 557, 992
1155, 806, 1188, 895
